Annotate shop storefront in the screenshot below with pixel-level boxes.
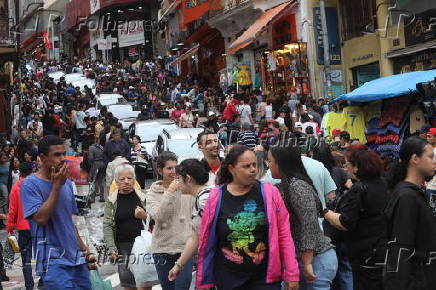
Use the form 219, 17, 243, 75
117, 20, 147, 62
260, 42, 310, 96
387, 7, 436, 74
351, 62, 380, 88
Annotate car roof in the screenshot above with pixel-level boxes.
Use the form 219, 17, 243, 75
97, 93, 124, 100
135, 119, 175, 127
163, 128, 203, 140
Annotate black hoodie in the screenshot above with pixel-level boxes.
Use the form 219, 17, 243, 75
384, 181, 436, 290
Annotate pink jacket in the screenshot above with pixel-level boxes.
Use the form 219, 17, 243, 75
196, 181, 299, 288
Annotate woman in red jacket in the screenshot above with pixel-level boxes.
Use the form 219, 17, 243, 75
7, 162, 34, 290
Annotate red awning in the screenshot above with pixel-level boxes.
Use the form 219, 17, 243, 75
184, 24, 219, 45
228, 1, 295, 54
20, 31, 45, 53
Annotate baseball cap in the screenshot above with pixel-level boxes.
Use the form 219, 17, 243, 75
208, 111, 216, 117
332, 129, 342, 135
429, 128, 436, 135
295, 122, 303, 129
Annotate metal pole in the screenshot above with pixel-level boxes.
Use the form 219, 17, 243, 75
319, 0, 331, 99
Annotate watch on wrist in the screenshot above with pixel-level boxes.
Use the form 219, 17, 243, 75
320, 208, 329, 218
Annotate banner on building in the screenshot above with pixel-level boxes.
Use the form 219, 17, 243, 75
313, 7, 341, 65
97, 38, 111, 50
128, 47, 139, 56
404, 8, 436, 46
118, 20, 145, 48
182, 0, 209, 27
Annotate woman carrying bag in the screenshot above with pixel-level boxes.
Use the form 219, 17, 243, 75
103, 164, 158, 290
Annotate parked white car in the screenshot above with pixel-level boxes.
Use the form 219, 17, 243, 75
72, 78, 96, 95
152, 128, 204, 163
107, 104, 140, 130
95, 93, 127, 110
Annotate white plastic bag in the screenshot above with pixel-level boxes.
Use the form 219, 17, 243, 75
128, 216, 159, 285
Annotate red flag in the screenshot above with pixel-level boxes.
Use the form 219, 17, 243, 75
43, 31, 52, 49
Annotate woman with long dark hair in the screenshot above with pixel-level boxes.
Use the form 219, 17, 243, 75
323, 144, 387, 290
313, 144, 353, 290
268, 145, 338, 289
384, 136, 436, 290
167, 159, 211, 282
145, 152, 195, 290
197, 145, 299, 290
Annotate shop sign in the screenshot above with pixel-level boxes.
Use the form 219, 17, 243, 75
118, 20, 145, 48
404, 8, 436, 46
393, 50, 436, 74
271, 12, 297, 50
90, 0, 100, 15
182, 0, 210, 27
352, 53, 374, 63
313, 7, 341, 65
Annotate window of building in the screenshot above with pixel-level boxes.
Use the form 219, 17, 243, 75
339, 0, 377, 40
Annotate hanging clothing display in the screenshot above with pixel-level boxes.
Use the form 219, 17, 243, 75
340, 106, 367, 144
238, 65, 252, 86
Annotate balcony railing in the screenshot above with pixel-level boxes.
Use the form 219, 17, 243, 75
209, 0, 251, 17
224, 0, 251, 11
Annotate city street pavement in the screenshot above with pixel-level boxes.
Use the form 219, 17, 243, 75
1, 179, 164, 290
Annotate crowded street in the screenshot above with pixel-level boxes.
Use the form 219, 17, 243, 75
0, 0, 434, 290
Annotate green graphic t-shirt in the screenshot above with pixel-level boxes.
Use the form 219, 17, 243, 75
215, 182, 268, 274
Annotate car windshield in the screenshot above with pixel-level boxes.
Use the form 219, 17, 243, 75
109, 107, 136, 119
168, 139, 199, 157
137, 124, 177, 142
99, 97, 125, 106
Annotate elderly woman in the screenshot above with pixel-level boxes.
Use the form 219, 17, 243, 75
103, 164, 157, 290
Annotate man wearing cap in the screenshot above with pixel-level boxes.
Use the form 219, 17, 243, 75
202, 111, 219, 133
427, 128, 436, 146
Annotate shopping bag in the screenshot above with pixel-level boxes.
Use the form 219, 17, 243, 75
89, 269, 112, 290
128, 216, 159, 284
7, 235, 20, 253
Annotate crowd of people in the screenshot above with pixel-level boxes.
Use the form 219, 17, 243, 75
0, 57, 433, 290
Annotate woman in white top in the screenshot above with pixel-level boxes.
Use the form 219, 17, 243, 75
265, 99, 273, 120
179, 105, 195, 128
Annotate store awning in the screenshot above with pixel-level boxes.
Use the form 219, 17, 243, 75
333, 69, 436, 103
386, 39, 436, 58
228, 0, 295, 54
169, 44, 200, 66
20, 31, 45, 53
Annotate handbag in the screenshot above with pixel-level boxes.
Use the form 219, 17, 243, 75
89, 269, 112, 290
128, 215, 159, 285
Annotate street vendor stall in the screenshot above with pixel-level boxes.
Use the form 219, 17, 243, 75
325, 70, 436, 157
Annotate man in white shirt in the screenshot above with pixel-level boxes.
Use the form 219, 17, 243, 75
238, 97, 253, 125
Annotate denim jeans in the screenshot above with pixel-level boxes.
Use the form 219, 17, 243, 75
0, 184, 8, 214
332, 243, 353, 290
153, 253, 193, 290
18, 231, 34, 290
299, 248, 338, 290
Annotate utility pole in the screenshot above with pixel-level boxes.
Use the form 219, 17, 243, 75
14, 0, 20, 70
319, 0, 331, 99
